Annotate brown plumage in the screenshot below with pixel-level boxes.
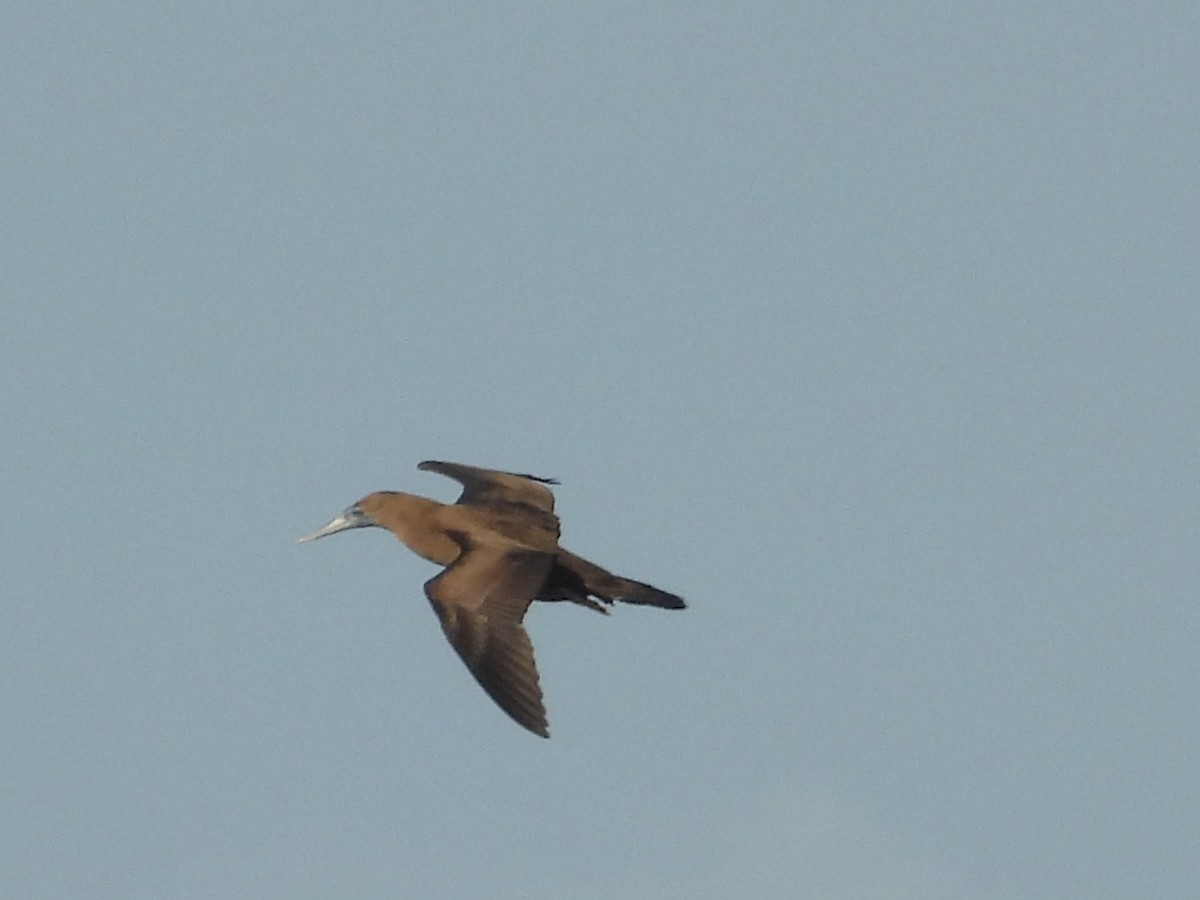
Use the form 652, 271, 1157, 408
298, 460, 685, 737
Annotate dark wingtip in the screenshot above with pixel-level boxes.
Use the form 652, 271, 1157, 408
507, 469, 559, 485
518, 716, 550, 738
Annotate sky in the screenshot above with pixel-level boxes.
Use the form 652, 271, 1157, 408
3, 3, 1197, 898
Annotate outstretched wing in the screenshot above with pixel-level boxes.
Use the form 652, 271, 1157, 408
419, 460, 558, 513
424, 536, 555, 737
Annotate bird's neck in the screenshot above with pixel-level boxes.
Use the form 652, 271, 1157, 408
374, 493, 460, 565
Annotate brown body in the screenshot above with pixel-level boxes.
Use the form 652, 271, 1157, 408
299, 461, 684, 737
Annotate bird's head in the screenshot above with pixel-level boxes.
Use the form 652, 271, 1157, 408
297, 494, 388, 542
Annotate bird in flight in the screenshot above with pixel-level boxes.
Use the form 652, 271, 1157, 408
298, 460, 685, 737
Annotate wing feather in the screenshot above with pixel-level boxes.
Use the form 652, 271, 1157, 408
419, 460, 558, 513
424, 539, 554, 737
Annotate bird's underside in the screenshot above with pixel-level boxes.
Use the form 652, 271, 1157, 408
299, 460, 685, 737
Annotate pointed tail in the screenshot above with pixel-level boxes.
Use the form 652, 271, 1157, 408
549, 550, 686, 610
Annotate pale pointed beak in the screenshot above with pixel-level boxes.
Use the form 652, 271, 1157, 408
297, 507, 374, 543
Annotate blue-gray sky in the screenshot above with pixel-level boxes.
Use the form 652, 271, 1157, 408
3, 4, 1197, 898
